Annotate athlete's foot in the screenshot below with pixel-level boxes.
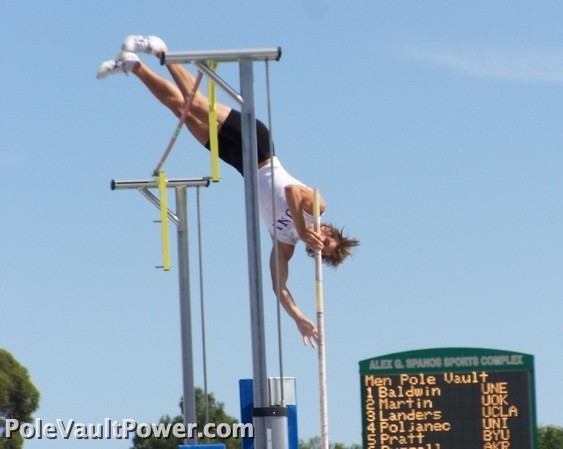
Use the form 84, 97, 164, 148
122, 35, 167, 56
96, 51, 140, 80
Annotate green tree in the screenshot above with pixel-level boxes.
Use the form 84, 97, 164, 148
0, 349, 40, 449
299, 436, 361, 449
130, 388, 241, 449
538, 425, 563, 449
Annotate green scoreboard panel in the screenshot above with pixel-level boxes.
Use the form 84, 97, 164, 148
359, 348, 536, 449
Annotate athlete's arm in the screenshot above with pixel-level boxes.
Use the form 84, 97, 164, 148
270, 240, 318, 347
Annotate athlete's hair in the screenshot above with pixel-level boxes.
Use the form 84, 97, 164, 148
305, 223, 360, 269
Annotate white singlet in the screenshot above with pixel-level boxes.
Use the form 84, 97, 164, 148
257, 157, 317, 245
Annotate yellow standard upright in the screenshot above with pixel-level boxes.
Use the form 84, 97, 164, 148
157, 171, 172, 271
207, 61, 221, 182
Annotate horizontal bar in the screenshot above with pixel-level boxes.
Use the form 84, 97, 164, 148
111, 177, 210, 190
138, 188, 179, 226
161, 47, 282, 65
194, 61, 244, 106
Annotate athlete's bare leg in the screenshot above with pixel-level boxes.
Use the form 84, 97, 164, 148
131, 61, 211, 145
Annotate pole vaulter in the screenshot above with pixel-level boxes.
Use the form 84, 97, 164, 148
97, 35, 359, 448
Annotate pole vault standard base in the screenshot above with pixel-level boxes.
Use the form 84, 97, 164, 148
112, 45, 289, 449
160, 48, 288, 449
112, 176, 210, 445
113, 174, 289, 448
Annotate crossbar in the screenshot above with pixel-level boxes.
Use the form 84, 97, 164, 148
161, 48, 282, 65
111, 177, 210, 190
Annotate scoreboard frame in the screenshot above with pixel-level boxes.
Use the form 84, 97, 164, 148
359, 347, 537, 449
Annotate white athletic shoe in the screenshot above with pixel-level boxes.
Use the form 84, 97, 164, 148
122, 35, 167, 56
96, 52, 140, 80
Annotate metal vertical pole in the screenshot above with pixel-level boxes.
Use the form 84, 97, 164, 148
240, 60, 288, 449
239, 59, 268, 448
176, 187, 197, 444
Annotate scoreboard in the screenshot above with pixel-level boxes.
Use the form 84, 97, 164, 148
359, 348, 536, 449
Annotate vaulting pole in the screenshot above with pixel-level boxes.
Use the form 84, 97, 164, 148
313, 188, 329, 449
153, 71, 204, 175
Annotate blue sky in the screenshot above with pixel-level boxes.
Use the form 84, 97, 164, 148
2, 1, 563, 448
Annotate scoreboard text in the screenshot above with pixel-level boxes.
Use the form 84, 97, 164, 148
359, 348, 536, 449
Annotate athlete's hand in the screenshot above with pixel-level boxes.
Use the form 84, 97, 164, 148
296, 318, 318, 348
301, 226, 324, 253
